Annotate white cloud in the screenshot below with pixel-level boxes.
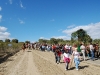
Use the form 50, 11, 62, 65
0, 15, 2, 22
40, 37, 44, 39
9, 0, 13, 4
63, 22, 100, 40
40, 36, 69, 40
67, 24, 76, 28
52, 36, 68, 40
18, 19, 25, 24
20, 0, 25, 9
0, 26, 11, 40
0, 26, 7, 32
40, 37, 50, 40
0, 7, 2, 11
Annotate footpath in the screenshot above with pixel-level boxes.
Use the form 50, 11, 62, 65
0, 49, 100, 75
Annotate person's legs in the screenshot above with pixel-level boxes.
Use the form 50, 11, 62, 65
65, 61, 69, 70
91, 50, 94, 60
87, 53, 90, 59
82, 51, 85, 61
81, 50, 85, 61
58, 56, 61, 63
55, 56, 58, 63
96, 50, 99, 58
74, 58, 80, 70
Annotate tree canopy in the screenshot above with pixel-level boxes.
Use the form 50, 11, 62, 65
12, 39, 18, 43
71, 29, 92, 44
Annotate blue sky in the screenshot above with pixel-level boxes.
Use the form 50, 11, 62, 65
0, 0, 100, 42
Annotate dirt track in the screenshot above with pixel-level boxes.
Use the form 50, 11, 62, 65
0, 49, 100, 75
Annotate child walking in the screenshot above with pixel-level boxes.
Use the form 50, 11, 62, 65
63, 49, 70, 70
54, 48, 62, 64
72, 48, 80, 70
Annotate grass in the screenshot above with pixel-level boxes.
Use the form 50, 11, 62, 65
0, 42, 23, 62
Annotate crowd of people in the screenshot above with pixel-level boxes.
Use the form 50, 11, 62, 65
22, 42, 100, 71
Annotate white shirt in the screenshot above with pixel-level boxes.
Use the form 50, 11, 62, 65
63, 52, 70, 60
89, 44, 94, 51
80, 45, 85, 52
80, 45, 85, 50
63, 53, 70, 58
65, 45, 70, 49
73, 51, 80, 58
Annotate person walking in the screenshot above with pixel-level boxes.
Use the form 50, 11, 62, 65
72, 48, 80, 70
22, 43, 26, 52
80, 43, 86, 61
95, 43, 99, 59
89, 43, 95, 61
63, 49, 70, 70
54, 48, 62, 64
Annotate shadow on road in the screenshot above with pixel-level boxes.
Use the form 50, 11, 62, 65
27, 51, 32, 52
70, 65, 89, 70
79, 65, 89, 69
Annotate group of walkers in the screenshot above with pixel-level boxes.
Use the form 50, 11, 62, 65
22, 42, 100, 71
22, 43, 39, 51
52, 43, 100, 70
51, 43, 81, 70
40, 42, 100, 70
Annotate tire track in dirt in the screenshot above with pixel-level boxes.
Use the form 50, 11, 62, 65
26, 50, 40, 75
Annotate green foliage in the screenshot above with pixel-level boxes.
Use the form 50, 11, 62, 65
0, 42, 23, 55
5, 39, 10, 42
38, 38, 71, 45
71, 28, 92, 44
50, 38, 58, 44
12, 39, 18, 43
0, 40, 3, 42
38, 39, 48, 43
93, 39, 100, 45
25, 41, 30, 44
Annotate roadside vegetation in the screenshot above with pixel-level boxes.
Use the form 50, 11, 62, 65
0, 39, 24, 63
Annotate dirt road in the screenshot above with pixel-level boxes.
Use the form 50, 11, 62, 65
0, 49, 100, 75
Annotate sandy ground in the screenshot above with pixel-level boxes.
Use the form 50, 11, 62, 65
0, 49, 100, 75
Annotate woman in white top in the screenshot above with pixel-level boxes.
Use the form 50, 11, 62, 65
80, 43, 86, 61
89, 43, 94, 61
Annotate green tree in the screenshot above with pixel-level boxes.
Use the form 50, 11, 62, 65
71, 29, 92, 44
50, 38, 58, 44
12, 39, 18, 43
84, 34, 92, 43
25, 41, 30, 44
0, 40, 3, 42
38, 39, 47, 43
5, 39, 10, 42
93, 39, 100, 44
